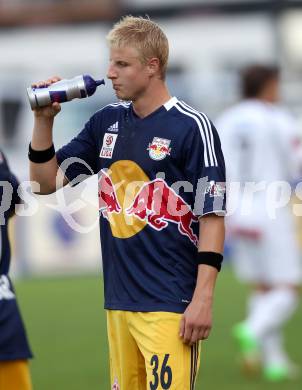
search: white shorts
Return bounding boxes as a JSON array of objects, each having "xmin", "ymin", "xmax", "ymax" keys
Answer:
[{"xmin": 228, "ymin": 210, "xmax": 302, "ymax": 285}]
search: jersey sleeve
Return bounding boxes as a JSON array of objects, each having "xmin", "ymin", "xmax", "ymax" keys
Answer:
[
  {"xmin": 184, "ymin": 118, "xmax": 226, "ymax": 217},
  {"xmin": 56, "ymin": 113, "xmax": 99, "ymax": 184},
  {"xmin": 276, "ymin": 109, "xmax": 302, "ymax": 182}
]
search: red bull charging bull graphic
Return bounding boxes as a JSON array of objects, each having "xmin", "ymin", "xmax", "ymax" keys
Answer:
[
  {"xmin": 98, "ymin": 169, "xmax": 122, "ymax": 221},
  {"xmin": 98, "ymin": 168, "xmax": 198, "ymax": 246},
  {"xmin": 126, "ymin": 179, "xmax": 198, "ymax": 246}
]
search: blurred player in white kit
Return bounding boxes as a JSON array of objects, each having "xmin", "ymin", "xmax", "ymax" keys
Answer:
[{"xmin": 216, "ymin": 64, "xmax": 302, "ymax": 382}]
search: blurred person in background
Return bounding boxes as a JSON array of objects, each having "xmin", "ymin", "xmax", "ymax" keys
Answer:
[
  {"xmin": 216, "ymin": 64, "xmax": 302, "ymax": 382},
  {"xmin": 28, "ymin": 15, "xmax": 226, "ymax": 390},
  {"xmin": 0, "ymin": 150, "xmax": 33, "ymax": 389}
]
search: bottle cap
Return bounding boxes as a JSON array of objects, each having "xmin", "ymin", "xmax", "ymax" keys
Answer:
[{"xmin": 96, "ymin": 79, "xmax": 105, "ymax": 86}]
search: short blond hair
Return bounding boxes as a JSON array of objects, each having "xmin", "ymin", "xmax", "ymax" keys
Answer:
[{"xmin": 107, "ymin": 15, "xmax": 169, "ymax": 79}]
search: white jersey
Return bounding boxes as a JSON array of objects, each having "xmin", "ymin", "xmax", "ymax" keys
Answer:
[
  {"xmin": 216, "ymin": 99, "xmax": 301, "ymax": 184},
  {"xmin": 216, "ymin": 99, "xmax": 302, "ymax": 284}
]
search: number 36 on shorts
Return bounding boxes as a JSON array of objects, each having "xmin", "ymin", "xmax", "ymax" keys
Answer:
[{"xmin": 150, "ymin": 354, "xmax": 172, "ymax": 389}]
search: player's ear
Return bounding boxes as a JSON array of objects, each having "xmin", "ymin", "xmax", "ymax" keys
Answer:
[{"xmin": 147, "ymin": 58, "xmax": 160, "ymax": 76}]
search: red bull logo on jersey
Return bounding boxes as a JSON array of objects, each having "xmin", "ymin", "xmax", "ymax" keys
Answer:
[
  {"xmin": 98, "ymin": 169, "xmax": 122, "ymax": 220},
  {"xmin": 98, "ymin": 163, "xmax": 198, "ymax": 245},
  {"xmin": 126, "ymin": 179, "xmax": 199, "ymax": 246},
  {"xmin": 147, "ymin": 137, "xmax": 171, "ymax": 161}
]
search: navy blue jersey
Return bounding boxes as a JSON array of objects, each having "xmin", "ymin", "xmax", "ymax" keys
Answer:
[
  {"xmin": 0, "ymin": 150, "xmax": 20, "ymax": 275},
  {"xmin": 57, "ymin": 97, "xmax": 226, "ymax": 313},
  {"xmin": 0, "ymin": 150, "xmax": 32, "ymax": 360}
]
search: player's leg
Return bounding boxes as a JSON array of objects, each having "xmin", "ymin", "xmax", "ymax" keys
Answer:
[
  {"xmin": 261, "ymin": 328, "xmax": 300, "ymax": 381},
  {"xmin": 0, "ymin": 360, "xmax": 32, "ymax": 390},
  {"xmin": 232, "ymin": 289, "xmax": 262, "ymax": 376},
  {"xmin": 128, "ymin": 311, "xmax": 201, "ymax": 390},
  {"xmin": 234, "ymin": 217, "xmax": 301, "ymax": 380},
  {"xmin": 243, "ymin": 217, "xmax": 300, "ymax": 351},
  {"xmin": 234, "ymin": 284, "xmax": 300, "ymax": 379},
  {"xmin": 243, "ymin": 286, "xmax": 299, "ymax": 339},
  {"xmin": 106, "ymin": 310, "xmax": 146, "ymax": 390},
  {"xmin": 231, "ymin": 236, "xmax": 264, "ymax": 372}
]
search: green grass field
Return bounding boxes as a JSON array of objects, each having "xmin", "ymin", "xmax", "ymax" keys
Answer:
[{"xmin": 15, "ymin": 268, "xmax": 301, "ymax": 389}]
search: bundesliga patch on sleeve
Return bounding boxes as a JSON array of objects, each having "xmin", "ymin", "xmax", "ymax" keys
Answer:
[
  {"xmin": 205, "ymin": 181, "xmax": 225, "ymax": 197},
  {"xmin": 100, "ymin": 133, "xmax": 118, "ymax": 159}
]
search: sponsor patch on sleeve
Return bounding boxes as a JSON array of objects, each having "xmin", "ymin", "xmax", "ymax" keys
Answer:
[{"xmin": 205, "ymin": 181, "xmax": 226, "ymax": 197}]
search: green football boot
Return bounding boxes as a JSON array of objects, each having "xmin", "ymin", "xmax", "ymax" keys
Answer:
[
  {"xmin": 263, "ymin": 362, "xmax": 301, "ymax": 382},
  {"xmin": 232, "ymin": 322, "xmax": 261, "ymax": 376}
]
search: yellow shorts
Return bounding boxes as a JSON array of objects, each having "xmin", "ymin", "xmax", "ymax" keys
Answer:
[
  {"xmin": 0, "ymin": 360, "xmax": 32, "ymax": 390},
  {"xmin": 107, "ymin": 310, "xmax": 201, "ymax": 390}
]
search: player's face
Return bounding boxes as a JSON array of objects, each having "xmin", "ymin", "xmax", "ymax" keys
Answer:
[
  {"xmin": 263, "ymin": 77, "xmax": 280, "ymax": 103},
  {"xmin": 107, "ymin": 46, "xmax": 152, "ymax": 101}
]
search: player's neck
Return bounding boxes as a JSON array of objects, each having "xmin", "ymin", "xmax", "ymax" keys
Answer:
[
  {"xmin": 257, "ymin": 89, "xmax": 279, "ymax": 104},
  {"xmin": 132, "ymin": 81, "xmax": 171, "ymax": 119}
]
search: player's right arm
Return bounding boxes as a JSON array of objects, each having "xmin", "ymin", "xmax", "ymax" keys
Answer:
[{"xmin": 30, "ymin": 77, "xmax": 68, "ymax": 194}]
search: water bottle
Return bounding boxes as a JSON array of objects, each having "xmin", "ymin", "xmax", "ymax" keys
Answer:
[{"xmin": 27, "ymin": 75, "xmax": 105, "ymax": 109}]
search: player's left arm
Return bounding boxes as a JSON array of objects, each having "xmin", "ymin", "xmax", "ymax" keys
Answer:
[
  {"xmin": 179, "ymin": 214, "xmax": 225, "ymax": 345},
  {"xmin": 179, "ymin": 115, "xmax": 226, "ymax": 345}
]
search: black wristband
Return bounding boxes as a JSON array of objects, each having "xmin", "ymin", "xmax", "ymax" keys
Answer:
[
  {"xmin": 197, "ymin": 251, "xmax": 223, "ymax": 272},
  {"xmin": 28, "ymin": 143, "xmax": 55, "ymax": 163}
]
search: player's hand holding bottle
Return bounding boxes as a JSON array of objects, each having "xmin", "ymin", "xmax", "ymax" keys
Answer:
[{"xmin": 31, "ymin": 76, "xmax": 62, "ymax": 118}]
